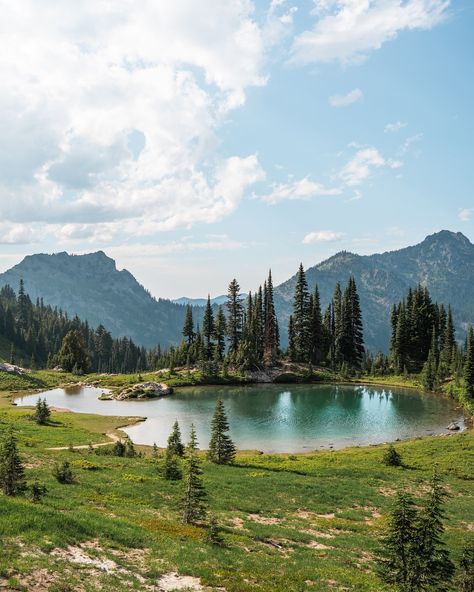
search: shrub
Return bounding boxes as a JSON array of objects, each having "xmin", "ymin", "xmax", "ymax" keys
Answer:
[
  {"xmin": 383, "ymin": 444, "xmax": 402, "ymax": 467},
  {"xmin": 53, "ymin": 461, "xmax": 75, "ymax": 484}
]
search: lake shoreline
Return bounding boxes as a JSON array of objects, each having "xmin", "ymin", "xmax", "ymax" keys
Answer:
[{"xmin": 13, "ymin": 379, "xmax": 467, "ymax": 454}]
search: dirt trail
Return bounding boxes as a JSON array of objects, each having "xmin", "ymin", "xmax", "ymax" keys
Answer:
[{"xmin": 46, "ymin": 432, "xmax": 121, "ymax": 451}]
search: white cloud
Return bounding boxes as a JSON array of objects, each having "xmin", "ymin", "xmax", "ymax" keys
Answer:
[
  {"xmin": 261, "ymin": 177, "xmax": 341, "ymax": 204},
  {"xmin": 385, "ymin": 121, "xmax": 407, "ymax": 133},
  {"xmin": 0, "ymin": 223, "xmax": 38, "ymax": 244},
  {"xmin": 303, "ymin": 230, "xmax": 344, "ymax": 244},
  {"xmin": 340, "ymin": 147, "xmax": 386, "ymax": 186},
  {"xmin": 261, "ymin": 145, "xmax": 404, "ymax": 204},
  {"xmin": 0, "ymin": 1, "xmax": 282, "ymax": 239},
  {"xmin": 458, "ymin": 208, "xmax": 473, "ymax": 222},
  {"xmin": 400, "ymin": 133, "xmax": 423, "ymax": 153},
  {"xmin": 289, "ymin": 0, "xmax": 449, "ymax": 65},
  {"xmin": 329, "ymin": 88, "xmax": 363, "ymax": 107}
]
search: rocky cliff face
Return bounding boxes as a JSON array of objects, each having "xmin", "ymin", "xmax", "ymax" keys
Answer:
[{"xmin": 274, "ymin": 231, "xmax": 474, "ymax": 352}]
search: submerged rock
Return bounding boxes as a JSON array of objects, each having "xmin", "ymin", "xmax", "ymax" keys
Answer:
[{"xmin": 114, "ymin": 381, "xmax": 172, "ymax": 400}]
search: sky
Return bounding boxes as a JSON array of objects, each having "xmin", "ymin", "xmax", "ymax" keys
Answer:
[{"xmin": 0, "ymin": 0, "xmax": 473, "ymax": 298}]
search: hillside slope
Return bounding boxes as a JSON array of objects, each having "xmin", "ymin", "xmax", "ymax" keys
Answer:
[
  {"xmin": 0, "ymin": 251, "xmax": 200, "ymax": 348},
  {"xmin": 274, "ymin": 230, "xmax": 474, "ymax": 352}
]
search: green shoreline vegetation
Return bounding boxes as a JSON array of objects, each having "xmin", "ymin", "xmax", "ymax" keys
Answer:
[
  {"xmin": 0, "ymin": 376, "xmax": 472, "ymax": 591},
  {"xmin": 0, "ymin": 269, "xmax": 473, "ymax": 590}
]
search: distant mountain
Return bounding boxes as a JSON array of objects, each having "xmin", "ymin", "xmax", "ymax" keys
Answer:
[
  {"xmin": 172, "ymin": 295, "xmax": 230, "ymax": 307},
  {"xmin": 0, "ymin": 230, "xmax": 472, "ymax": 354},
  {"xmin": 0, "ymin": 251, "xmax": 202, "ymax": 348},
  {"xmin": 274, "ymin": 230, "xmax": 474, "ymax": 352}
]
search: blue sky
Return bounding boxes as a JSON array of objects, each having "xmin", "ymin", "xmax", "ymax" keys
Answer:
[{"xmin": 0, "ymin": 0, "xmax": 472, "ymax": 297}]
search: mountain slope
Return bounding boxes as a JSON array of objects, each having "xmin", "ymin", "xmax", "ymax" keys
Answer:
[
  {"xmin": 0, "ymin": 251, "xmax": 199, "ymax": 348},
  {"xmin": 274, "ymin": 230, "xmax": 474, "ymax": 352}
]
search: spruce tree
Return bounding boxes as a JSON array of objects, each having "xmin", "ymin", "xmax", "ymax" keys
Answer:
[
  {"xmin": 214, "ymin": 307, "xmax": 227, "ymax": 362},
  {"xmin": 164, "ymin": 448, "xmax": 182, "ymax": 480},
  {"xmin": 310, "ymin": 286, "xmax": 323, "ymax": 364},
  {"xmin": 206, "ymin": 514, "xmax": 224, "ymax": 545},
  {"xmin": 202, "ymin": 296, "xmax": 215, "ymax": 361},
  {"xmin": 33, "ymin": 397, "xmax": 51, "ymax": 425},
  {"xmin": 378, "ymin": 490, "xmax": 418, "ymax": 589},
  {"xmin": 0, "ymin": 428, "xmax": 26, "ymax": 496},
  {"xmin": 464, "ymin": 326, "xmax": 474, "ymax": 399},
  {"xmin": 167, "ymin": 420, "xmax": 185, "ymax": 457},
  {"xmin": 182, "ymin": 425, "xmax": 207, "ymax": 524},
  {"xmin": 53, "ymin": 460, "xmax": 75, "ymax": 484},
  {"xmin": 411, "ymin": 467, "xmax": 454, "ymax": 590},
  {"xmin": 458, "ymin": 543, "xmax": 474, "ymax": 592},
  {"xmin": 58, "ymin": 329, "xmax": 89, "ymax": 373},
  {"xmin": 291, "ymin": 263, "xmax": 312, "ymax": 362},
  {"xmin": 31, "ymin": 481, "xmax": 47, "ymax": 503},
  {"xmin": 263, "ymin": 270, "xmax": 278, "ymax": 366},
  {"xmin": 226, "ymin": 279, "xmax": 244, "ymax": 356},
  {"xmin": 288, "ymin": 315, "xmax": 296, "ymax": 361},
  {"xmin": 208, "ymin": 399, "xmax": 236, "ymax": 465},
  {"xmin": 383, "ymin": 444, "xmax": 402, "ymax": 467},
  {"xmin": 182, "ymin": 305, "xmax": 195, "ymax": 347}
]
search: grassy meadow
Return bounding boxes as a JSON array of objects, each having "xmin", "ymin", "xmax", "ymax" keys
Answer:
[{"xmin": 0, "ymin": 370, "xmax": 472, "ymax": 591}]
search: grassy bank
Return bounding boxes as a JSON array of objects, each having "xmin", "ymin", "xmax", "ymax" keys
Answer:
[
  {"xmin": 0, "ymin": 372, "xmax": 474, "ymax": 592},
  {"xmin": 0, "ymin": 377, "xmax": 473, "ymax": 591}
]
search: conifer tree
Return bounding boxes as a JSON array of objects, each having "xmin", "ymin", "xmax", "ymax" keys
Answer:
[
  {"xmin": 33, "ymin": 397, "xmax": 51, "ymax": 425},
  {"xmin": 0, "ymin": 428, "xmax": 26, "ymax": 496},
  {"xmin": 182, "ymin": 425, "xmax": 207, "ymax": 524},
  {"xmin": 411, "ymin": 467, "xmax": 454, "ymax": 590},
  {"xmin": 58, "ymin": 329, "xmax": 89, "ymax": 373},
  {"xmin": 464, "ymin": 326, "xmax": 474, "ymax": 399},
  {"xmin": 288, "ymin": 314, "xmax": 296, "ymax": 361},
  {"xmin": 383, "ymin": 444, "xmax": 402, "ymax": 467},
  {"xmin": 206, "ymin": 514, "xmax": 224, "ymax": 545},
  {"xmin": 310, "ymin": 286, "xmax": 323, "ymax": 364},
  {"xmin": 226, "ymin": 279, "xmax": 244, "ymax": 356},
  {"xmin": 291, "ymin": 264, "xmax": 312, "ymax": 362},
  {"xmin": 202, "ymin": 296, "xmax": 215, "ymax": 361},
  {"xmin": 31, "ymin": 481, "xmax": 47, "ymax": 503},
  {"xmin": 53, "ymin": 460, "xmax": 75, "ymax": 484},
  {"xmin": 164, "ymin": 448, "xmax": 182, "ymax": 480},
  {"xmin": 182, "ymin": 305, "xmax": 195, "ymax": 347},
  {"xmin": 378, "ymin": 490, "xmax": 418, "ymax": 590},
  {"xmin": 208, "ymin": 399, "xmax": 235, "ymax": 465},
  {"xmin": 214, "ymin": 307, "xmax": 227, "ymax": 362},
  {"xmin": 167, "ymin": 420, "xmax": 185, "ymax": 457},
  {"xmin": 263, "ymin": 270, "xmax": 278, "ymax": 366},
  {"xmin": 458, "ymin": 543, "xmax": 474, "ymax": 592}
]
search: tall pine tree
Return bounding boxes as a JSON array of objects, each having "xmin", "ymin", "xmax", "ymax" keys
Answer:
[{"xmin": 208, "ymin": 399, "xmax": 236, "ymax": 465}]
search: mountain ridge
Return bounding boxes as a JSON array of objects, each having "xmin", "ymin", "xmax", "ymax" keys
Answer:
[{"xmin": 0, "ymin": 230, "xmax": 472, "ymax": 352}]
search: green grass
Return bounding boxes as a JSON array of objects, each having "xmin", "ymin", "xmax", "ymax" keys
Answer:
[{"xmin": 0, "ymin": 387, "xmax": 472, "ymax": 591}]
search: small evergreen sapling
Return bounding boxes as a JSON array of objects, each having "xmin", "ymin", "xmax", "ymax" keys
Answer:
[
  {"xmin": 205, "ymin": 514, "xmax": 224, "ymax": 545},
  {"xmin": 182, "ymin": 425, "xmax": 207, "ymax": 524},
  {"xmin": 167, "ymin": 420, "xmax": 185, "ymax": 457},
  {"xmin": 33, "ymin": 397, "xmax": 51, "ymax": 425},
  {"xmin": 31, "ymin": 481, "xmax": 47, "ymax": 503},
  {"xmin": 383, "ymin": 444, "xmax": 402, "ymax": 467},
  {"xmin": 0, "ymin": 428, "xmax": 26, "ymax": 496},
  {"xmin": 458, "ymin": 543, "xmax": 474, "ymax": 592},
  {"xmin": 208, "ymin": 399, "xmax": 236, "ymax": 465},
  {"xmin": 53, "ymin": 460, "xmax": 75, "ymax": 484}
]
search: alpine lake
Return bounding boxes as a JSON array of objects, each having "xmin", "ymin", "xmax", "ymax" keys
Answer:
[{"xmin": 15, "ymin": 382, "xmax": 465, "ymax": 453}]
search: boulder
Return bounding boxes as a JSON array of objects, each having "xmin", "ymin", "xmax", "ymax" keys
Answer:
[
  {"xmin": 447, "ymin": 422, "xmax": 460, "ymax": 431},
  {"xmin": 0, "ymin": 362, "xmax": 29, "ymax": 374},
  {"xmin": 114, "ymin": 381, "xmax": 172, "ymax": 400}
]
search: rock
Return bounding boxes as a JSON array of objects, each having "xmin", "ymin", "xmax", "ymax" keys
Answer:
[
  {"xmin": 52, "ymin": 365, "xmax": 66, "ymax": 372},
  {"xmin": 0, "ymin": 362, "xmax": 29, "ymax": 374},
  {"xmin": 114, "ymin": 381, "xmax": 172, "ymax": 400},
  {"xmin": 447, "ymin": 422, "xmax": 460, "ymax": 431}
]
